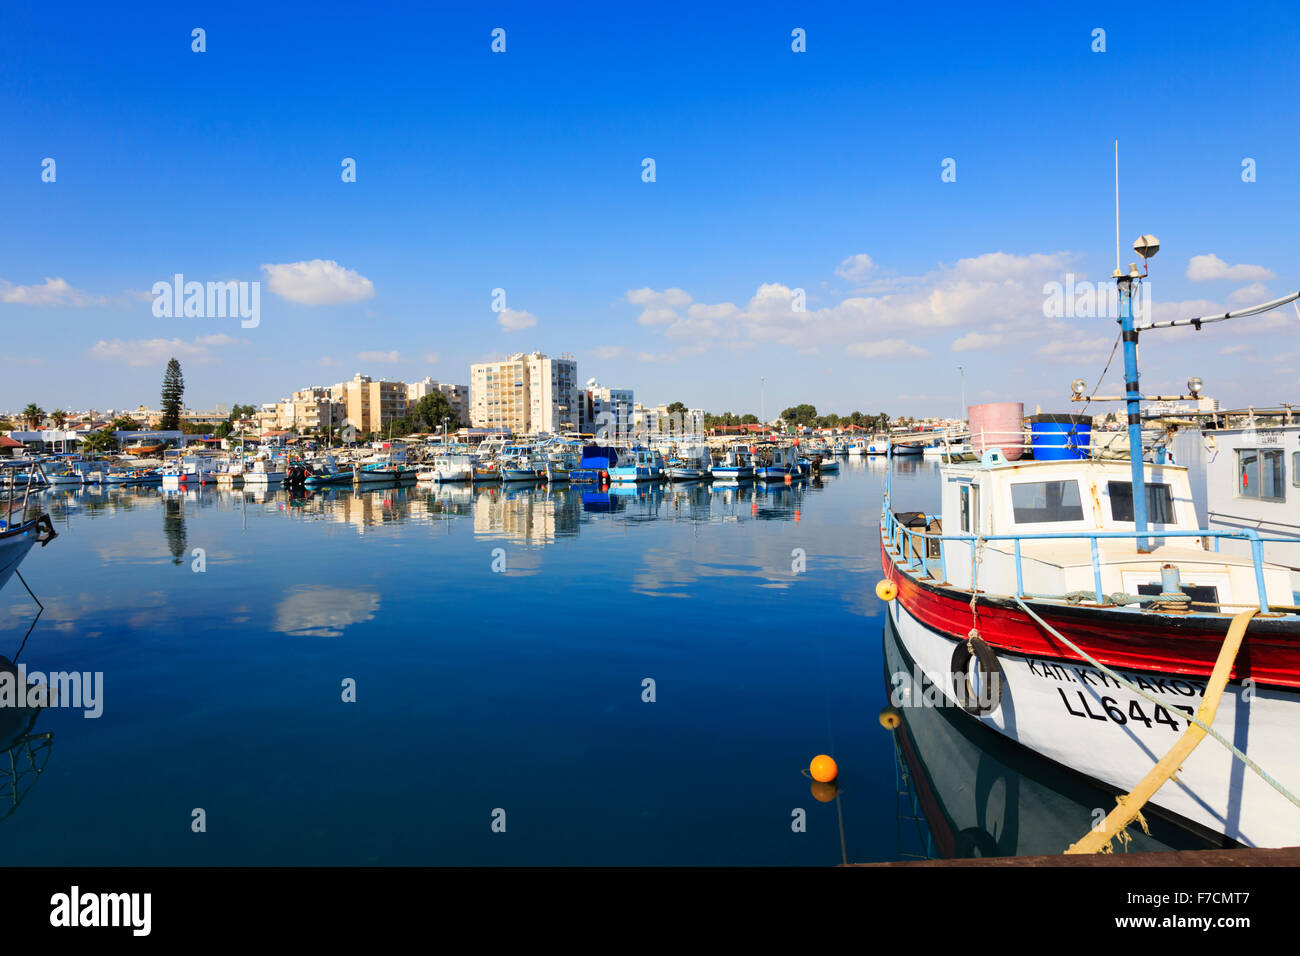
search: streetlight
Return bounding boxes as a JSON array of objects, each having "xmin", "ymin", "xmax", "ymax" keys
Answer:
[{"xmin": 956, "ymin": 366, "xmax": 966, "ymax": 423}]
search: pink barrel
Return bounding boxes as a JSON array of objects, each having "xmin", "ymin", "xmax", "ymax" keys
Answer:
[{"xmin": 968, "ymin": 401, "xmax": 1025, "ymax": 460}]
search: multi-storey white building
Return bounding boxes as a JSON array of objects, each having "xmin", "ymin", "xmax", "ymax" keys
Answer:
[
  {"xmin": 470, "ymin": 352, "xmax": 578, "ymax": 435},
  {"xmin": 582, "ymin": 382, "xmax": 634, "ymax": 439}
]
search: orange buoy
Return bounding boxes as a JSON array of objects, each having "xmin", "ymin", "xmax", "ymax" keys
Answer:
[
  {"xmin": 879, "ymin": 706, "xmax": 902, "ymax": 730},
  {"xmin": 809, "ymin": 754, "xmax": 838, "ymax": 783},
  {"xmin": 794, "ymin": 509, "xmax": 801, "ymax": 522},
  {"xmin": 810, "ymin": 780, "xmax": 837, "ymax": 803}
]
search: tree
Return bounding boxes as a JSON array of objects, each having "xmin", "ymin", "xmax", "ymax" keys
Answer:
[
  {"xmin": 780, "ymin": 404, "xmax": 818, "ymax": 426},
  {"xmin": 51, "ymin": 409, "xmax": 68, "ymax": 428},
  {"xmin": 80, "ymin": 428, "xmax": 116, "ymax": 454},
  {"xmin": 214, "ymin": 420, "xmax": 233, "ymax": 440},
  {"xmin": 111, "ymin": 415, "xmax": 141, "ymax": 431},
  {"xmin": 665, "ymin": 401, "xmax": 688, "ymax": 417},
  {"xmin": 160, "ymin": 358, "xmax": 184, "ymax": 431},
  {"xmin": 410, "ymin": 392, "xmax": 459, "ymax": 433},
  {"xmin": 740, "ymin": 413, "xmax": 759, "ymax": 425},
  {"xmin": 21, "ymin": 404, "xmax": 44, "ymax": 429}
]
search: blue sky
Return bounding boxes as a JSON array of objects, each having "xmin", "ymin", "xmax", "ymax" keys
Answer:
[{"xmin": 3, "ymin": 0, "xmax": 1298, "ymax": 419}]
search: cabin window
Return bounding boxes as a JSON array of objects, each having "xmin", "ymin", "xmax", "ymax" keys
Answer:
[
  {"xmin": 959, "ymin": 484, "xmax": 979, "ymax": 533},
  {"xmin": 1106, "ymin": 481, "xmax": 1176, "ymax": 524},
  {"xmin": 1238, "ymin": 449, "xmax": 1284, "ymax": 500},
  {"xmin": 1010, "ymin": 480, "xmax": 1084, "ymax": 523}
]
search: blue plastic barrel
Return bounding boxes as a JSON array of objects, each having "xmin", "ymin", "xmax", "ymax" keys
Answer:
[{"xmin": 1029, "ymin": 414, "xmax": 1091, "ymax": 460}]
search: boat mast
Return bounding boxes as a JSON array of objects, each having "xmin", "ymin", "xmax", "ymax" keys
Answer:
[{"xmin": 1114, "ymin": 140, "xmax": 1151, "ymax": 553}]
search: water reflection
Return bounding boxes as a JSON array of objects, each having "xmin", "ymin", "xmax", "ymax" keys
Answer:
[
  {"xmin": 882, "ymin": 612, "xmax": 1211, "ymax": 859},
  {"xmin": 272, "ymin": 586, "xmax": 381, "ymax": 638},
  {"xmin": 0, "ymin": 615, "xmax": 54, "ymax": 824}
]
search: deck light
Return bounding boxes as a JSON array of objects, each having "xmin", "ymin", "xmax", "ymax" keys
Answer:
[
  {"xmin": 1071, "ymin": 378, "xmax": 1087, "ymax": 398},
  {"xmin": 1188, "ymin": 376, "xmax": 1203, "ymax": 397}
]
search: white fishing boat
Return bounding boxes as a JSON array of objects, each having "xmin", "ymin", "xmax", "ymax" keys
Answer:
[
  {"xmin": 665, "ymin": 443, "xmax": 713, "ymax": 480},
  {"xmin": 419, "ymin": 452, "xmax": 477, "ymax": 483},
  {"xmin": 0, "ymin": 462, "xmax": 57, "ymax": 593},
  {"xmin": 878, "ymin": 229, "xmax": 1300, "ymax": 848},
  {"xmin": 243, "ymin": 459, "xmax": 285, "ymax": 486},
  {"xmin": 710, "ymin": 444, "xmax": 755, "ymax": 480}
]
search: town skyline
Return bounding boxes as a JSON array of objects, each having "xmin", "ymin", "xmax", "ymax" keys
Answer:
[{"xmin": 4, "ymin": 4, "xmax": 1298, "ymax": 417}]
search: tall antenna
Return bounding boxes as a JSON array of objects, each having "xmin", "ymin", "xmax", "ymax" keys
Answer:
[{"xmin": 1114, "ymin": 139, "xmax": 1120, "ymax": 274}]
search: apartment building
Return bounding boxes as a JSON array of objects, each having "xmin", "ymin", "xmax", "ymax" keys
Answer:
[
  {"xmin": 470, "ymin": 352, "xmax": 578, "ymax": 435},
  {"xmin": 581, "ymin": 383, "xmax": 634, "ymax": 438},
  {"xmin": 407, "ymin": 377, "xmax": 470, "ymax": 425},
  {"xmin": 330, "ymin": 373, "xmax": 407, "ymax": 435}
]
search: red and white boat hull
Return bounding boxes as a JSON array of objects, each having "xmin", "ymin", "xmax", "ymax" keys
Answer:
[{"xmin": 882, "ymin": 546, "xmax": 1300, "ymax": 848}]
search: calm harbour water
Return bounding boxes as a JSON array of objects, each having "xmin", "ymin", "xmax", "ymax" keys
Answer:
[{"xmin": 0, "ymin": 457, "xmax": 1209, "ymax": 865}]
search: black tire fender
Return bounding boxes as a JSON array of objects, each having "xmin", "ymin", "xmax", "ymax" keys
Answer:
[{"xmin": 950, "ymin": 635, "xmax": 1005, "ymax": 716}]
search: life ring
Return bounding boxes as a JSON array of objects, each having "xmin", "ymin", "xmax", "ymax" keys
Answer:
[{"xmin": 950, "ymin": 635, "xmax": 1005, "ymax": 716}]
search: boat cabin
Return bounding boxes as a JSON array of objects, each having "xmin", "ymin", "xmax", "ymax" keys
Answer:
[{"xmin": 900, "ymin": 454, "xmax": 1296, "ymax": 610}]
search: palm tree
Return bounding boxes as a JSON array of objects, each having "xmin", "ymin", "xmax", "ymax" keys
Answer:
[
  {"xmin": 51, "ymin": 409, "xmax": 68, "ymax": 428},
  {"xmin": 80, "ymin": 429, "xmax": 116, "ymax": 454},
  {"xmin": 21, "ymin": 404, "xmax": 44, "ymax": 429}
]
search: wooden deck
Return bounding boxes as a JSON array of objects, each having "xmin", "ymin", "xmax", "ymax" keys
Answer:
[{"xmin": 846, "ymin": 846, "xmax": 1300, "ymax": 867}]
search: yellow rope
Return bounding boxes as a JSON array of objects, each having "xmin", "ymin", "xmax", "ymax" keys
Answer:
[{"xmin": 1065, "ymin": 607, "xmax": 1256, "ymax": 854}]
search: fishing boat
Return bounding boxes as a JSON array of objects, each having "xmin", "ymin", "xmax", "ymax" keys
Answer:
[
  {"xmin": 753, "ymin": 444, "xmax": 799, "ymax": 481},
  {"xmin": 243, "ymin": 459, "xmax": 285, "ymax": 486},
  {"xmin": 122, "ymin": 439, "xmax": 166, "ymax": 456},
  {"xmin": 304, "ymin": 455, "xmax": 352, "ymax": 487},
  {"xmin": 353, "ymin": 461, "xmax": 414, "ymax": 485},
  {"xmin": 544, "ymin": 450, "xmax": 579, "ymax": 483},
  {"xmin": 43, "ymin": 469, "xmax": 84, "ymax": 487},
  {"xmin": 710, "ymin": 444, "xmax": 755, "ymax": 480},
  {"xmin": 418, "ymin": 452, "xmax": 477, "ymax": 483},
  {"xmin": 608, "ymin": 447, "xmax": 665, "ymax": 484},
  {"xmin": 570, "ymin": 444, "xmax": 620, "ymax": 483},
  {"xmin": 500, "ymin": 448, "xmax": 546, "ymax": 482},
  {"xmin": 878, "ymin": 231, "xmax": 1300, "ymax": 848},
  {"xmin": 0, "ymin": 462, "xmax": 57, "ymax": 593},
  {"xmin": 882, "ymin": 613, "xmax": 1208, "ymax": 858},
  {"xmin": 665, "ymin": 443, "xmax": 713, "ymax": 481},
  {"xmin": 160, "ymin": 456, "xmax": 213, "ymax": 489}
]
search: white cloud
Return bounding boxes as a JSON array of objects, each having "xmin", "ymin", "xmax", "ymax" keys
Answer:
[
  {"xmin": 1228, "ymin": 282, "xmax": 1271, "ymax": 305},
  {"xmin": 1219, "ymin": 344, "xmax": 1254, "ymax": 356},
  {"xmin": 835, "ymin": 254, "xmax": 875, "ymax": 281},
  {"xmin": 88, "ymin": 336, "xmax": 246, "ymax": 367},
  {"xmin": 845, "ymin": 339, "xmax": 928, "ymax": 359},
  {"xmin": 498, "ymin": 308, "xmax": 537, "ymax": 331},
  {"xmin": 626, "ymin": 252, "xmax": 1076, "ymax": 354},
  {"xmin": 590, "ymin": 345, "xmax": 629, "ymax": 359},
  {"xmin": 0, "ymin": 277, "xmax": 101, "ymax": 306},
  {"xmin": 356, "ymin": 350, "xmax": 401, "ymax": 363},
  {"xmin": 423, "ymin": 352, "xmax": 440, "ymax": 364},
  {"xmin": 1185, "ymin": 254, "xmax": 1275, "ymax": 282},
  {"xmin": 320, "ymin": 356, "xmax": 343, "ymax": 367},
  {"xmin": 951, "ymin": 331, "xmax": 1005, "ymax": 352},
  {"xmin": 261, "ymin": 259, "xmax": 375, "ymax": 305}
]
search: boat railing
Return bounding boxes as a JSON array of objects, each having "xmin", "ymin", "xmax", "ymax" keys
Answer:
[
  {"xmin": 1, "ymin": 459, "xmax": 50, "ymax": 528},
  {"xmin": 881, "ymin": 507, "xmax": 1296, "ymax": 615}
]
